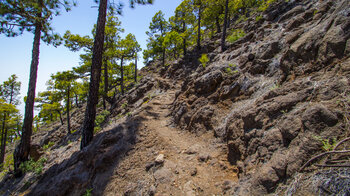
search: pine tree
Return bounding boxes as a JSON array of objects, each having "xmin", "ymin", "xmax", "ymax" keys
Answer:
[
  {"xmin": 0, "ymin": 75, "xmax": 21, "ymax": 165},
  {"xmin": 51, "ymin": 71, "xmax": 77, "ymax": 134},
  {"xmin": 0, "ymin": 0, "xmax": 75, "ymax": 174},
  {"xmin": 117, "ymin": 33, "xmax": 140, "ymax": 95},
  {"xmin": 81, "ymin": 0, "xmax": 152, "ymax": 149}
]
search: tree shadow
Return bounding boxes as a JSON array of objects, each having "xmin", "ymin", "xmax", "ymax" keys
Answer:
[{"xmin": 25, "ymin": 115, "xmax": 147, "ymax": 196}]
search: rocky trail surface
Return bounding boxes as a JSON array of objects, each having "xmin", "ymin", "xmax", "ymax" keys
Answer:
[{"xmin": 103, "ymin": 78, "xmax": 237, "ymax": 195}]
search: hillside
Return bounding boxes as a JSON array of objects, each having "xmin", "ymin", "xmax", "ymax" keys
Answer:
[{"xmin": 1, "ymin": 0, "xmax": 350, "ymax": 195}]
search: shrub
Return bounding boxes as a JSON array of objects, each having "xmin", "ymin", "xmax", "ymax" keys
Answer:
[
  {"xmin": 257, "ymin": 0, "xmax": 277, "ymax": 12},
  {"xmin": 43, "ymin": 141, "xmax": 55, "ymax": 150},
  {"xmin": 255, "ymin": 15, "xmax": 263, "ymax": 22},
  {"xmin": 19, "ymin": 157, "xmax": 47, "ymax": 174},
  {"xmin": 0, "ymin": 154, "xmax": 14, "ymax": 180},
  {"xmin": 95, "ymin": 110, "xmax": 110, "ymax": 127},
  {"xmin": 199, "ymin": 54, "xmax": 209, "ymax": 68},
  {"xmin": 227, "ymin": 29, "xmax": 246, "ymax": 43}
]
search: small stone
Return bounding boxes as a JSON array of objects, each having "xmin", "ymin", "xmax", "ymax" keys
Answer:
[
  {"xmin": 148, "ymin": 185, "xmax": 156, "ymax": 196},
  {"xmin": 155, "ymin": 154, "xmax": 165, "ymax": 164},
  {"xmin": 198, "ymin": 153, "xmax": 211, "ymax": 162},
  {"xmin": 145, "ymin": 162, "xmax": 155, "ymax": 171},
  {"xmin": 248, "ymin": 53, "xmax": 255, "ymax": 61},
  {"xmin": 190, "ymin": 167, "xmax": 197, "ymax": 176}
]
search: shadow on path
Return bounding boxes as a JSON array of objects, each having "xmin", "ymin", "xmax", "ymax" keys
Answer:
[{"xmin": 26, "ymin": 115, "xmax": 146, "ymax": 196}]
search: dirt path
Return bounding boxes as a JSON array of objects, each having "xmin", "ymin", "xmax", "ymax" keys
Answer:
[{"xmin": 103, "ymin": 82, "xmax": 237, "ymax": 195}]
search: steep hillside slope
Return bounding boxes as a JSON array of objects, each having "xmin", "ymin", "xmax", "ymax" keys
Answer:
[
  {"xmin": 1, "ymin": 0, "xmax": 350, "ymax": 195},
  {"xmin": 166, "ymin": 0, "xmax": 350, "ymax": 194}
]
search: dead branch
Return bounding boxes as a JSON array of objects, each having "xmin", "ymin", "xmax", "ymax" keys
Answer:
[
  {"xmin": 334, "ymin": 137, "xmax": 350, "ymax": 150},
  {"xmin": 300, "ymin": 150, "xmax": 350, "ymax": 172}
]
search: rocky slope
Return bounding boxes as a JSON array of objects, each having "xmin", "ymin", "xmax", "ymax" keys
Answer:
[
  {"xmin": 167, "ymin": 0, "xmax": 350, "ymax": 194},
  {"xmin": 1, "ymin": 0, "xmax": 350, "ymax": 195}
]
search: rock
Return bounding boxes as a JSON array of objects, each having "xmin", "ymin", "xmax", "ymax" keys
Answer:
[
  {"xmin": 257, "ymin": 165, "xmax": 280, "ymax": 192},
  {"xmin": 29, "ymin": 144, "xmax": 44, "ymax": 161},
  {"xmin": 194, "ymin": 70, "xmax": 223, "ymax": 94},
  {"xmin": 260, "ymin": 41, "xmax": 280, "ymax": 60},
  {"xmin": 219, "ymin": 83, "xmax": 240, "ymax": 100},
  {"xmin": 188, "ymin": 106, "xmax": 215, "ymax": 132},
  {"xmin": 285, "ymin": 29, "xmax": 303, "ymax": 44},
  {"xmin": 198, "ymin": 153, "xmax": 211, "ymax": 162},
  {"xmin": 279, "ymin": 5, "xmax": 304, "ymax": 21},
  {"xmin": 279, "ymin": 116, "xmax": 303, "ymax": 145},
  {"xmin": 185, "ymin": 144, "xmax": 201, "ymax": 155},
  {"xmin": 154, "ymin": 167, "xmax": 174, "ymax": 183},
  {"xmin": 145, "ymin": 162, "xmax": 155, "ymax": 171},
  {"xmin": 148, "ymin": 185, "xmax": 156, "ymax": 196},
  {"xmin": 190, "ymin": 167, "xmax": 197, "ymax": 176},
  {"xmin": 248, "ymin": 63, "xmax": 268, "ymax": 75},
  {"xmin": 302, "ymin": 105, "xmax": 338, "ymax": 133},
  {"xmin": 183, "ymin": 181, "xmax": 196, "ymax": 196},
  {"xmin": 318, "ymin": 19, "xmax": 350, "ymax": 62},
  {"xmin": 248, "ymin": 53, "xmax": 255, "ymax": 61},
  {"xmin": 285, "ymin": 16, "xmax": 305, "ymax": 31},
  {"xmin": 221, "ymin": 180, "xmax": 235, "ymax": 192},
  {"xmin": 155, "ymin": 154, "xmax": 165, "ymax": 164}
]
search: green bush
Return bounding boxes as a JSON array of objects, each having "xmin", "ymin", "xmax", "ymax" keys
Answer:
[
  {"xmin": 255, "ymin": 15, "xmax": 263, "ymax": 22},
  {"xmin": 0, "ymin": 154, "xmax": 14, "ymax": 179},
  {"xmin": 258, "ymin": 0, "xmax": 277, "ymax": 12},
  {"xmin": 227, "ymin": 29, "xmax": 246, "ymax": 43},
  {"xmin": 43, "ymin": 141, "xmax": 55, "ymax": 150},
  {"xmin": 19, "ymin": 157, "xmax": 47, "ymax": 174},
  {"xmin": 314, "ymin": 136, "xmax": 337, "ymax": 151},
  {"xmin": 199, "ymin": 54, "xmax": 209, "ymax": 68},
  {"xmin": 84, "ymin": 188, "xmax": 93, "ymax": 196},
  {"xmin": 95, "ymin": 110, "xmax": 110, "ymax": 127}
]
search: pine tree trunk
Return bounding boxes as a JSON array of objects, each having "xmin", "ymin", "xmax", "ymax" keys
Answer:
[
  {"xmin": 162, "ymin": 48, "xmax": 165, "ymax": 66},
  {"xmin": 80, "ymin": 0, "xmax": 108, "ymax": 150},
  {"xmin": 221, "ymin": 0, "xmax": 229, "ymax": 52},
  {"xmin": 197, "ymin": 6, "xmax": 201, "ymax": 52},
  {"xmin": 134, "ymin": 55, "xmax": 137, "ymax": 83},
  {"xmin": 75, "ymin": 93, "xmax": 79, "ymax": 108},
  {"xmin": 56, "ymin": 110, "xmax": 64, "ymax": 125},
  {"xmin": 182, "ymin": 15, "xmax": 187, "ymax": 56},
  {"xmin": 216, "ymin": 17, "xmax": 221, "ymax": 33},
  {"xmin": 14, "ymin": 15, "xmax": 42, "ymax": 174},
  {"xmin": 103, "ymin": 59, "xmax": 108, "ymax": 110},
  {"xmin": 0, "ymin": 115, "xmax": 6, "ymax": 165},
  {"xmin": 66, "ymin": 86, "xmax": 71, "ymax": 134},
  {"xmin": 120, "ymin": 56, "xmax": 124, "ymax": 95}
]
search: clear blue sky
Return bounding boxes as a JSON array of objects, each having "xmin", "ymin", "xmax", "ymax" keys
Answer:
[{"xmin": 0, "ymin": 0, "xmax": 182, "ymax": 114}]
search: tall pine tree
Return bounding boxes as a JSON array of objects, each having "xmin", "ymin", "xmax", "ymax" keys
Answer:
[{"xmin": 0, "ymin": 0, "xmax": 76, "ymax": 174}]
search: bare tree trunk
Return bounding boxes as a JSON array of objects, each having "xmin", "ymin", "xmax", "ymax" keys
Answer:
[
  {"xmin": 216, "ymin": 16, "xmax": 221, "ymax": 33},
  {"xmin": 197, "ymin": 5, "xmax": 202, "ymax": 52},
  {"xmin": 103, "ymin": 59, "xmax": 108, "ymax": 110},
  {"xmin": 120, "ymin": 56, "xmax": 124, "ymax": 95},
  {"xmin": 80, "ymin": 0, "xmax": 108, "ymax": 150},
  {"xmin": 66, "ymin": 85, "xmax": 71, "ymax": 134},
  {"xmin": 182, "ymin": 13, "xmax": 187, "ymax": 56},
  {"xmin": 134, "ymin": 55, "xmax": 137, "ymax": 83},
  {"xmin": 162, "ymin": 48, "xmax": 166, "ymax": 66},
  {"xmin": 56, "ymin": 110, "xmax": 64, "ymax": 125},
  {"xmin": 14, "ymin": 12, "xmax": 42, "ymax": 174},
  {"xmin": 0, "ymin": 116, "xmax": 6, "ymax": 165},
  {"xmin": 75, "ymin": 93, "xmax": 79, "ymax": 108},
  {"xmin": 221, "ymin": 0, "xmax": 229, "ymax": 52}
]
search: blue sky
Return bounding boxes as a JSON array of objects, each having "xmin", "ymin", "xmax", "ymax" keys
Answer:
[{"xmin": 0, "ymin": 0, "xmax": 182, "ymax": 114}]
